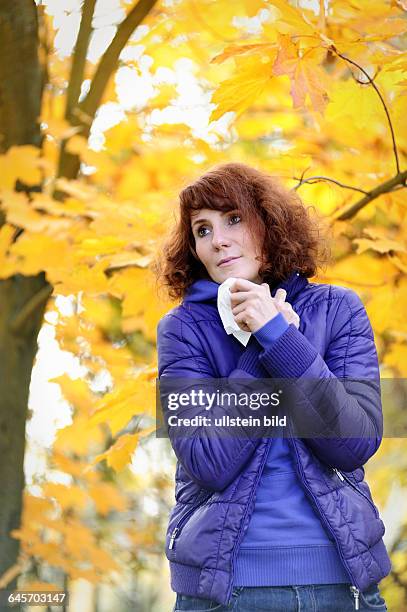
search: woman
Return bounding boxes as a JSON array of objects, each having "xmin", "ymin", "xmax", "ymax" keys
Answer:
[{"xmin": 154, "ymin": 163, "xmax": 391, "ymax": 611}]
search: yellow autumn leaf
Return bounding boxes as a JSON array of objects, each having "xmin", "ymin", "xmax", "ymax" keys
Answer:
[
  {"xmin": 89, "ymin": 428, "xmax": 155, "ymax": 472},
  {"xmin": 103, "ymin": 115, "xmax": 142, "ymax": 155},
  {"xmin": 323, "ymin": 253, "xmax": 399, "ymax": 288},
  {"xmin": 54, "ymin": 414, "xmax": 105, "ymax": 456},
  {"xmin": 1, "ymin": 190, "xmax": 72, "ymax": 234},
  {"xmin": 104, "ymin": 252, "xmax": 152, "ymax": 273},
  {"xmin": 85, "ymin": 546, "xmax": 120, "ymax": 573},
  {"xmin": 48, "ymin": 374, "xmax": 96, "ymax": 414},
  {"xmin": 211, "ymin": 43, "xmax": 276, "ymax": 65},
  {"xmin": 42, "ymin": 483, "xmax": 89, "ymax": 511},
  {"xmin": 88, "ymin": 482, "xmax": 128, "ymax": 514},
  {"xmin": 109, "ymin": 267, "xmax": 173, "ymax": 341},
  {"xmin": 89, "ymin": 374, "xmax": 156, "ymax": 435},
  {"xmin": 54, "ymin": 177, "xmax": 97, "ymax": 201},
  {"xmin": 149, "ymin": 83, "xmax": 178, "ymax": 109},
  {"xmin": 30, "ymin": 193, "xmax": 94, "ymax": 218},
  {"xmin": 347, "ymin": 14, "xmax": 407, "ymax": 42},
  {"xmin": 21, "ymin": 493, "xmax": 55, "ymax": 521},
  {"xmin": 366, "ymin": 277, "xmax": 407, "ymax": 334},
  {"xmin": 210, "ymin": 51, "xmax": 277, "ymax": 122},
  {"xmin": 236, "ymin": 110, "xmax": 302, "ymax": 139},
  {"xmin": 75, "ymin": 235, "xmax": 128, "ymax": 258},
  {"xmin": 48, "ymin": 260, "xmax": 110, "ymax": 296},
  {"xmin": 0, "ymin": 145, "xmax": 41, "ymax": 189},
  {"xmin": 8, "ymin": 234, "xmax": 71, "ymax": 276},
  {"xmin": 325, "ymin": 80, "xmax": 383, "ymax": 129},
  {"xmin": 265, "ymin": 0, "xmax": 324, "ymax": 39},
  {"xmin": 79, "ymin": 295, "xmax": 115, "ymax": 327},
  {"xmin": 354, "ymin": 237, "xmax": 406, "ymax": 255},
  {"xmin": 51, "ymin": 450, "xmax": 96, "ymax": 480}
]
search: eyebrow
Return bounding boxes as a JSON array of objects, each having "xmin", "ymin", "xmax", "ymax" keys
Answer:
[{"xmin": 191, "ymin": 210, "xmax": 238, "ymax": 229}]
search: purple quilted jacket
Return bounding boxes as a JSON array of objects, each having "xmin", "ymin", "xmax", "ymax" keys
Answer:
[{"xmin": 156, "ymin": 271, "xmax": 392, "ymax": 606}]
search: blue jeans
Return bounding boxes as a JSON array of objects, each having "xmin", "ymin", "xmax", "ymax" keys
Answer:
[{"xmin": 172, "ymin": 584, "xmax": 387, "ymax": 611}]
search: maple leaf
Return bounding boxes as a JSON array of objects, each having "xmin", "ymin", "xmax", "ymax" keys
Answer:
[
  {"xmin": 210, "ymin": 51, "xmax": 277, "ymax": 122},
  {"xmin": 89, "ymin": 427, "xmax": 155, "ymax": 472},
  {"xmin": 272, "ymin": 35, "xmax": 329, "ymax": 113}
]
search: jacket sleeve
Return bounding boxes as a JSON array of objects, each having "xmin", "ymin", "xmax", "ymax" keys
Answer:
[
  {"xmin": 257, "ymin": 287, "xmax": 382, "ymax": 471},
  {"xmin": 157, "ymin": 312, "xmax": 270, "ymax": 492}
]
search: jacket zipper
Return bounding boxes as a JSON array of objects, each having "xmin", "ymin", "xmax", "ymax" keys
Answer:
[
  {"xmin": 226, "ymin": 438, "xmax": 272, "ymax": 606},
  {"xmin": 350, "ymin": 585, "xmax": 360, "ymax": 610},
  {"xmin": 168, "ymin": 491, "xmax": 213, "ymax": 551},
  {"xmin": 332, "ymin": 467, "xmax": 379, "ymax": 518},
  {"xmin": 289, "ymin": 438, "xmax": 361, "ymax": 610}
]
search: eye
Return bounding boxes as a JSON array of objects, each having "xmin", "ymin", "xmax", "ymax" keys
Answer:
[
  {"xmin": 195, "ymin": 213, "xmax": 241, "ymax": 238},
  {"xmin": 197, "ymin": 225, "xmax": 209, "ymax": 237}
]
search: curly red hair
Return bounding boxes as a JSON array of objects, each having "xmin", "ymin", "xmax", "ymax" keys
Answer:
[{"xmin": 153, "ymin": 162, "xmax": 330, "ymax": 301}]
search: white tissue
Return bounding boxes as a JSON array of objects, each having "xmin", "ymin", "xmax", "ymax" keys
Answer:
[
  {"xmin": 217, "ymin": 277, "xmax": 252, "ymax": 346},
  {"xmin": 217, "ymin": 277, "xmax": 301, "ymax": 346}
]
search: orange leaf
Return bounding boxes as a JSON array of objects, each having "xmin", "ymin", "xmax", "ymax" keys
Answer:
[{"xmin": 272, "ymin": 35, "xmax": 329, "ymax": 112}]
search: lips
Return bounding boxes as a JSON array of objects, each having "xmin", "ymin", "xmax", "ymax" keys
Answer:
[{"xmin": 217, "ymin": 256, "xmax": 241, "ymax": 267}]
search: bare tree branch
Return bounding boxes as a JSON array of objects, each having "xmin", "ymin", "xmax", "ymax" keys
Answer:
[
  {"xmin": 65, "ymin": 0, "xmax": 97, "ymax": 122},
  {"xmin": 331, "ymin": 170, "xmax": 407, "ymax": 221},
  {"xmin": 79, "ymin": 0, "xmax": 158, "ymax": 127},
  {"xmin": 293, "ymin": 175, "xmax": 369, "ymax": 195},
  {"xmin": 292, "ymin": 47, "xmax": 406, "ymax": 221},
  {"xmin": 332, "ymin": 47, "xmax": 401, "ymax": 174},
  {"xmin": 57, "ymin": 0, "xmax": 158, "ymax": 182}
]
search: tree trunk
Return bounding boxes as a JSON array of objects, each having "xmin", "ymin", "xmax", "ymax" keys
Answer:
[
  {"xmin": 0, "ymin": 2, "xmax": 48, "ymax": 603},
  {"xmin": 0, "ymin": 273, "xmax": 51, "ymax": 599},
  {"xmin": 0, "ymin": 1, "xmax": 42, "ymax": 152}
]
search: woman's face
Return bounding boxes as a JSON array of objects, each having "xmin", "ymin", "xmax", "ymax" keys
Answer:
[{"xmin": 190, "ymin": 208, "xmax": 263, "ymax": 284}]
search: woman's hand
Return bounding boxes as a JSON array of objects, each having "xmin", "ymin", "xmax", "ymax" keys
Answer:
[
  {"xmin": 230, "ymin": 279, "xmax": 299, "ymax": 332},
  {"xmin": 230, "ymin": 278, "xmax": 279, "ymax": 333}
]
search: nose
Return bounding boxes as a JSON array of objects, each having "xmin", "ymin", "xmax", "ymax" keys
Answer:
[{"xmin": 211, "ymin": 227, "xmax": 231, "ymax": 249}]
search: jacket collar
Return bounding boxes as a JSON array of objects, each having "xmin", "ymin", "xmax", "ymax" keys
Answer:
[{"xmin": 184, "ymin": 271, "xmax": 309, "ymax": 304}]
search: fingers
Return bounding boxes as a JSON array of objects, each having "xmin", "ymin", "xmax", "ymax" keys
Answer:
[
  {"xmin": 274, "ymin": 288, "xmax": 287, "ymax": 304},
  {"xmin": 230, "ymin": 290, "xmax": 253, "ymax": 305},
  {"xmin": 231, "ymin": 302, "xmax": 247, "ymax": 315},
  {"xmin": 234, "ymin": 312, "xmax": 251, "ymax": 331},
  {"xmin": 230, "ymin": 278, "xmax": 258, "ymax": 292},
  {"xmin": 230, "ymin": 281, "xmax": 270, "ymax": 305}
]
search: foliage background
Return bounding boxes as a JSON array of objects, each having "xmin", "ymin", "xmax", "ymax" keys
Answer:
[{"xmin": 0, "ymin": 0, "xmax": 406, "ymax": 610}]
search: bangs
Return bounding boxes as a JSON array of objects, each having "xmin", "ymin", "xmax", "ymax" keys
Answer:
[{"xmin": 180, "ymin": 180, "xmax": 239, "ymax": 214}]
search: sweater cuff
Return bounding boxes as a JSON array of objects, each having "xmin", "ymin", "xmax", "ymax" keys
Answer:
[
  {"xmin": 258, "ymin": 324, "xmax": 318, "ymax": 378},
  {"xmin": 236, "ymin": 341, "xmax": 265, "ymax": 378},
  {"xmin": 253, "ymin": 313, "xmax": 289, "ymax": 349}
]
